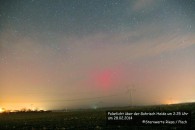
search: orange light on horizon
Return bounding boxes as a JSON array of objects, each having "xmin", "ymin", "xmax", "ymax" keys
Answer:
[
  {"xmin": 164, "ymin": 99, "xmax": 180, "ymax": 105},
  {"xmin": 0, "ymin": 101, "xmax": 48, "ymax": 111},
  {"xmin": 0, "ymin": 108, "xmax": 4, "ymax": 113}
]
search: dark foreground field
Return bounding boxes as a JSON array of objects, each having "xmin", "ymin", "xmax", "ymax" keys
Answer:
[{"xmin": 0, "ymin": 103, "xmax": 195, "ymax": 130}]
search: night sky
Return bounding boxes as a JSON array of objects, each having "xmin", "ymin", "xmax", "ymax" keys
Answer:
[{"xmin": 0, "ymin": 0, "xmax": 195, "ymax": 110}]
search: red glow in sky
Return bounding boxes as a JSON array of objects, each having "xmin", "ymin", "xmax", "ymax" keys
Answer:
[
  {"xmin": 91, "ymin": 69, "xmax": 122, "ymax": 90},
  {"xmin": 1, "ymin": 0, "xmax": 195, "ymax": 110},
  {"xmin": 96, "ymin": 71, "xmax": 113, "ymax": 88}
]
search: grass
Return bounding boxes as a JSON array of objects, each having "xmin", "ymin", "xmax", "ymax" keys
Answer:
[{"xmin": 0, "ymin": 102, "xmax": 194, "ymax": 130}]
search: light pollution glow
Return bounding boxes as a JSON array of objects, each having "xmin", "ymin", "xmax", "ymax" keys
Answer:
[
  {"xmin": 0, "ymin": 0, "xmax": 195, "ymax": 110},
  {"xmin": 0, "ymin": 108, "xmax": 4, "ymax": 113}
]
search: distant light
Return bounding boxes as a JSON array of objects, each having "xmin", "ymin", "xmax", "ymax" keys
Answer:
[
  {"xmin": 165, "ymin": 99, "xmax": 180, "ymax": 105},
  {"xmin": 92, "ymin": 105, "xmax": 97, "ymax": 109},
  {"xmin": 0, "ymin": 108, "xmax": 4, "ymax": 113}
]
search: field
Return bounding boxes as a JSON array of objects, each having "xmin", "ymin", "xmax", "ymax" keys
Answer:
[{"xmin": 0, "ymin": 103, "xmax": 194, "ymax": 130}]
